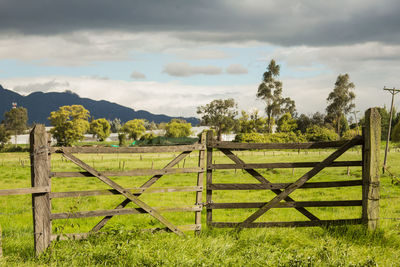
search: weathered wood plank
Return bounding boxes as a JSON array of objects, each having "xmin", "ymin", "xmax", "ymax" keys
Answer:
[
  {"xmin": 51, "ymin": 144, "xmax": 205, "ymax": 154},
  {"xmin": 90, "ymin": 150, "xmax": 192, "ymax": 232},
  {"xmin": 51, "ymin": 167, "xmax": 204, "ymax": 178},
  {"xmin": 30, "ymin": 124, "xmax": 51, "ymax": 255},
  {"xmin": 362, "ymin": 108, "xmax": 381, "ymax": 230},
  {"xmin": 0, "ymin": 186, "xmax": 50, "ymax": 196},
  {"xmin": 240, "ymin": 136, "xmax": 363, "ymax": 226},
  {"xmin": 206, "ymin": 131, "xmax": 214, "ymax": 224},
  {"xmin": 209, "ymin": 219, "xmax": 363, "ymax": 228},
  {"xmin": 50, "ymin": 186, "xmax": 203, "ymax": 198},
  {"xmin": 208, "ymin": 180, "xmax": 363, "ymax": 190},
  {"xmin": 62, "ymin": 152, "xmax": 184, "ymax": 236},
  {"xmin": 51, "ymin": 206, "xmax": 202, "ymax": 220},
  {"xmin": 195, "ymin": 133, "xmax": 206, "ymax": 233},
  {"xmin": 210, "ymin": 161, "xmax": 362, "ymax": 170},
  {"xmin": 219, "ymin": 148, "xmax": 320, "ymax": 221},
  {"xmin": 208, "ymin": 200, "xmax": 362, "ymax": 209},
  {"xmin": 210, "ymin": 138, "xmax": 362, "ymax": 150}
]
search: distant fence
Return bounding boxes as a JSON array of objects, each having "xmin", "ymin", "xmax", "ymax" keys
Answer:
[{"xmin": 0, "ymin": 108, "xmax": 381, "ymax": 256}]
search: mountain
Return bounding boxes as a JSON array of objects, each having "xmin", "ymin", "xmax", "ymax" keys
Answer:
[{"xmin": 0, "ymin": 84, "xmax": 199, "ymax": 125}]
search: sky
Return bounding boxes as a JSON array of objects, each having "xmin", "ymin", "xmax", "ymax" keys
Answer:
[{"xmin": 0, "ymin": 0, "xmax": 400, "ymax": 119}]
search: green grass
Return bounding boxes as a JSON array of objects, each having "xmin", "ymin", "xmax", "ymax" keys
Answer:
[{"xmin": 1, "ymin": 145, "xmax": 400, "ymax": 266}]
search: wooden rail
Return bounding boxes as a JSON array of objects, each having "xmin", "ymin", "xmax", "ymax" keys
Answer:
[
  {"xmin": 50, "ymin": 144, "xmax": 205, "ymax": 154},
  {"xmin": 210, "ymin": 161, "xmax": 362, "ymax": 170},
  {"xmin": 0, "ymin": 186, "xmax": 50, "ymax": 196}
]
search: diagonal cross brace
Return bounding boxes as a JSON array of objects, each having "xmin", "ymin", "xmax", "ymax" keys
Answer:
[
  {"xmin": 91, "ymin": 151, "xmax": 192, "ymax": 232},
  {"xmin": 240, "ymin": 136, "xmax": 362, "ymax": 226},
  {"xmin": 62, "ymin": 151, "xmax": 185, "ymax": 236},
  {"xmin": 219, "ymin": 148, "xmax": 319, "ymax": 221}
]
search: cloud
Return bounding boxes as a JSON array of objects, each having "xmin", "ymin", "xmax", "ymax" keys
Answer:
[
  {"xmin": 130, "ymin": 71, "xmax": 146, "ymax": 79},
  {"xmin": 0, "ymin": 1, "xmax": 399, "ymax": 47},
  {"xmin": 175, "ymin": 49, "xmax": 230, "ymax": 60},
  {"xmin": 226, "ymin": 64, "xmax": 248, "ymax": 74},
  {"xmin": 163, "ymin": 62, "xmax": 222, "ymax": 77}
]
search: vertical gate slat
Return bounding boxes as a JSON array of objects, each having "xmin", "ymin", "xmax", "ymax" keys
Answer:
[
  {"xmin": 206, "ymin": 131, "xmax": 214, "ymax": 225},
  {"xmin": 362, "ymin": 108, "xmax": 380, "ymax": 230},
  {"xmin": 30, "ymin": 124, "xmax": 51, "ymax": 255},
  {"xmin": 195, "ymin": 133, "xmax": 206, "ymax": 233}
]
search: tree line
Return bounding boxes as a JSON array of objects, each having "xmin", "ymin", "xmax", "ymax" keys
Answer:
[{"xmin": 196, "ymin": 59, "xmax": 360, "ymax": 142}]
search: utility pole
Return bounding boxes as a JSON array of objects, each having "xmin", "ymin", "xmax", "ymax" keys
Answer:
[{"xmin": 383, "ymin": 87, "xmax": 400, "ymax": 173}]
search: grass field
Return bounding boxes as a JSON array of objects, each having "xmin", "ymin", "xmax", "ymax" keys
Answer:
[{"xmin": 1, "ymin": 144, "xmax": 400, "ymax": 266}]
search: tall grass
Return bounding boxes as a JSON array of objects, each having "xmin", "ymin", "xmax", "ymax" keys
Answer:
[{"xmin": 0, "ymin": 146, "xmax": 400, "ymax": 266}]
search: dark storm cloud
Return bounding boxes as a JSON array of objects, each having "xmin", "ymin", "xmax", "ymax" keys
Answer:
[{"xmin": 1, "ymin": 0, "xmax": 400, "ymax": 46}]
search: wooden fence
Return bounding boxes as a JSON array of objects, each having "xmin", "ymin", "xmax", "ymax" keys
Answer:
[
  {"xmin": 0, "ymin": 108, "xmax": 381, "ymax": 256},
  {"xmin": 206, "ymin": 108, "xmax": 380, "ymax": 230}
]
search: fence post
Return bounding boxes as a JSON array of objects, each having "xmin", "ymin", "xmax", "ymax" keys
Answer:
[
  {"xmin": 195, "ymin": 132, "xmax": 206, "ymax": 233},
  {"xmin": 206, "ymin": 131, "xmax": 214, "ymax": 225},
  {"xmin": 362, "ymin": 108, "xmax": 380, "ymax": 230},
  {"xmin": 30, "ymin": 124, "xmax": 51, "ymax": 255}
]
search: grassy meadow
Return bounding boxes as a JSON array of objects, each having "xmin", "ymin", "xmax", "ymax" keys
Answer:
[{"xmin": 0, "ymin": 144, "xmax": 400, "ymax": 266}]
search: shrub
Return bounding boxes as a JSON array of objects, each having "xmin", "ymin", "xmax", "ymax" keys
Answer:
[
  {"xmin": 235, "ymin": 132, "xmax": 306, "ymax": 143},
  {"xmin": 305, "ymin": 125, "xmax": 338, "ymax": 141},
  {"xmin": 165, "ymin": 120, "xmax": 192, "ymax": 138}
]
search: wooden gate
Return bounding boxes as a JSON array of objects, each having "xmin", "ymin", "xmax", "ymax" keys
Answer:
[
  {"xmin": 206, "ymin": 108, "xmax": 380, "ymax": 230},
  {"xmin": 30, "ymin": 126, "xmax": 205, "ymax": 254}
]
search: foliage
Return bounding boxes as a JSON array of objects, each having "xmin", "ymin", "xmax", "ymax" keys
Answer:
[
  {"xmin": 197, "ymin": 98, "xmax": 238, "ymax": 141},
  {"xmin": 277, "ymin": 112, "xmax": 297, "ymax": 133},
  {"xmin": 237, "ymin": 110, "xmax": 268, "ymax": 134},
  {"xmin": 256, "ymin": 59, "xmax": 296, "ymax": 133},
  {"xmin": 342, "ymin": 129, "xmax": 360, "ymax": 140},
  {"xmin": 48, "ymin": 105, "xmax": 90, "ymax": 146},
  {"xmin": 391, "ymin": 120, "xmax": 400, "ymax": 142},
  {"xmin": 145, "ymin": 121, "xmax": 157, "ymax": 131},
  {"xmin": 326, "ymin": 73, "xmax": 355, "ymax": 136},
  {"xmin": 235, "ymin": 132, "xmax": 306, "ymax": 143},
  {"xmin": 140, "ymin": 132, "xmax": 157, "ymax": 141},
  {"xmin": 3, "ymin": 107, "xmax": 28, "ymax": 145},
  {"xmin": 90, "ymin": 118, "xmax": 111, "ymax": 141},
  {"xmin": 0, "ymin": 123, "xmax": 11, "ymax": 147},
  {"xmin": 120, "ymin": 119, "xmax": 146, "ymax": 140},
  {"xmin": 305, "ymin": 125, "xmax": 338, "ymax": 141},
  {"xmin": 109, "ymin": 118, "xmax": 122, "ymax": 133},
  {"xmin": 118, "ymin": 133, "xmax": 127, "ymax": 146},
  {"xmin": 165, "ymin": 119, "xmax": 192, "ymax": 138},
  {"xmin": 135, "ymin": 136, "xmax": 198, "ymax": 146}
]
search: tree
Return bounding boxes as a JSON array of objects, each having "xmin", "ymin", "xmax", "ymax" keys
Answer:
[
  {"xmin": 3, "ymin": 107, "xmax": 28, "ymax": 145},
  {"xmin": 256, "ymin": 59, "xmax": 296, "ymax": 133},
  {"xmin": 48, "ymin": 105, "xmax": 90, "ymax": 146},
  {"xmin": 165, "ymin": 119, "xmax": 192, "ymax": 138},
  {"xmin": 277, "ymin": 112, "xmax": 297, "ymax": 133},
  {"xmin": 237, "ymin": 110, "xmax": 268, "ymax": 134},
  {"xmin": 197, "ymin": 99, "xmax": 238, "ymax": 141},
  {"xmin": 305, "ymin": 125, "xmax": 338, "ymax": 141},
  {"xmin": 326, "ymin": 73, "xmax": 355, "ymax": 137},
  {"xmin": 109, "ymin": 118, "xmax": 122, "ymax": 133},
  {"xmin": 90, "ymin": 118, "xmax": 111, "ymax": 141},
  {"xmin": 0, "ymin": 124, "xmax": 10, "ymax": 147},
  {"xmin": 120, "ymin": 119, "xmax": 146, "ymax": 140}
]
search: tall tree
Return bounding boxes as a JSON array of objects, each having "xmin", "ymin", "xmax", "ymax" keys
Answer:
[
  {"xmin": 48, "ymin": 105, "xmax": 90, "ymax": 146},
  {"xmin": 165, "ymin": 119, "xmax": 192, "ymax": 138},
  {"xmin": 120, "ymin": 119, "xmax": 146, "ymax": 141},
  {"xmin": 197, "ymin": 98, "xmax": 238, "ymax": 141},
  {"xmin": 90, "ymin": 118, "xmax": 111, "ymax": 141},
  {"xmin": 326, "ymin": 74, "xmax": 355, "ymax": 137},
  {"xmin": 3, "ymin": 107, "xmax": 28, "ymax": 145},
  {"xmin": 0, "ymin": 124, "xmax": 10, "ymax": 147},
  {"xmin": 256, "ymin": 59, "xmax": 295, "ymax": 133}
]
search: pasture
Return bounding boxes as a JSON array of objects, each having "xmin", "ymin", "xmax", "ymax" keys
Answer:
[{"xmin": 0, "ymin": 145, "xmax": 400, "ymax": 266}]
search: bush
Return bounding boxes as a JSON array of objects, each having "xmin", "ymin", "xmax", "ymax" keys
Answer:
[
  {"xmin": 342, "ymin": 129, "xmax": 360, "ymax": 140},
  {"xmin": 165, "ymin": 120, "xmax": 192, "ymax": 138},
  {"xmin": 235, "ymin": 132, "xmax": 306, "ymax": 143},
  {"xmin": 305, "ymin": 125, "xmax": 338, "ymax": 141}
]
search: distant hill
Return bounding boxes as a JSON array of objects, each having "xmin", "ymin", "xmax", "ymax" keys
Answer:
[{"xmin": 0, "ymin": 84, "xmax": 199, "ymax": 126}]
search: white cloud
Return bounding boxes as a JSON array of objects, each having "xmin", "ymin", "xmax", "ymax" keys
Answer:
[
  {"xmin": 163, "ymin": 62, "xmax": 222, "ymax": 77},
  {"xmin": 226, "ymin": 64, "xmax": 248, "ymax": 74},
  {"xmin": 130, "ymin": 71, "xmax": 146, "ymax": 79}
]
